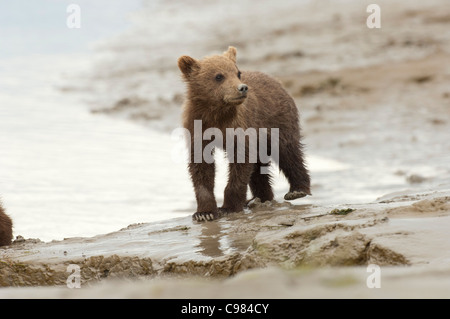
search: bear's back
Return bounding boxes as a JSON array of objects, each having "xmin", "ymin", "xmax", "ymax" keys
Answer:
[{"xmin": 241, "ymin": 70, "xmax": 299, "ymax": 131}]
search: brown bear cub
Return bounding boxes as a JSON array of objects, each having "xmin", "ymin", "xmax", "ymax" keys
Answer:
[
  {"xmin": 0, "ymin": 202, "xmax": 13, "ymax": 246},
  {"xmin": 178, "ymin": 46, "xmax": 311, "ymax": 221}
]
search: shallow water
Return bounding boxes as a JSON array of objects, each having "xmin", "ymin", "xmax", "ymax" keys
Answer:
[
  {"xmin": 0, "ymin": 55, "xmax": 195, "ymax": 240},
  {"xmin": 2, "ymin": 0, "xmax": 441, "ymax": 243}
]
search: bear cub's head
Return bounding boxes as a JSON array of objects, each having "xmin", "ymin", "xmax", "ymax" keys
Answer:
[{"xmin": 178, "ymin": 46, "xmax": 248, "ymax": 107}]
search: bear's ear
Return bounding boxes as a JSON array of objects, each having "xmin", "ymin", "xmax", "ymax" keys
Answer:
[
  {"xmin": 223, "ymin": 46, "xmax": 237, "ymax": 63},
  {"xmin": 178, "ymin": 55, "xmax": 200, "ymax": 78}
]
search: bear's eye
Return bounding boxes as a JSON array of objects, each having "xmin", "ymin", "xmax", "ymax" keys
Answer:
[
  {"xmin": 215, "ymin": 74, "xmax": 224, "ymax": 82},
  {"xmin": 237, "ymin": 71, "xmax": 241, "ymax": 79}
]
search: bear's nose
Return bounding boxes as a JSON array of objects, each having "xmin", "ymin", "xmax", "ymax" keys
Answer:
[{"xmin": 238, "ymin": 84, "xmax": 248, "ymax": 95}]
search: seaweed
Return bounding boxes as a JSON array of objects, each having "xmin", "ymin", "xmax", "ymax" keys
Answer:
[{"xmin": 329, "ymin": 208, "xmax": 355, "ymax": 216}]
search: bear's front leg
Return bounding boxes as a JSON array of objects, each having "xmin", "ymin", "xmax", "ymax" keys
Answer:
[
  {"xmin": 221, "ymin": 163, "xmax": 254, "ymax": 215},
  {"xmin": 189, "ymin": 161, "xmax": 218, "ymax": 221}
]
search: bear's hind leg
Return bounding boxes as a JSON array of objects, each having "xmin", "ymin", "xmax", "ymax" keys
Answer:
[{"xmin": 278, "ymin": 141, "xmax": 311, "ymax": 200}]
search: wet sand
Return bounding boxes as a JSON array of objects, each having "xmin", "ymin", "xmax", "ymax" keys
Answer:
[{"xmin": 1, "ymin": 184, "xmax": 449, "ymax": 297}]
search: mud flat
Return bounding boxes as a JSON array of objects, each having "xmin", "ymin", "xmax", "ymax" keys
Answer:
[{"xmin": 1, "ymin": 184, "xmax": 449, "ymax": 298}]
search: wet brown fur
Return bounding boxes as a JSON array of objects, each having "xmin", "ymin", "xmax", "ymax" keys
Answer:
[
  {"xmin": 178, "ymin": 47, "xmax": 311, "ymax": 221},
  {"xmin": 0, "ymin": 202, "xmax": 13, "ymax": 246}
]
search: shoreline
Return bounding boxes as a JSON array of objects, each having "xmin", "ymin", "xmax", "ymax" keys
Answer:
[{"xmin": 1, "ymin": 183, "xmax": 449, "ymax": 297}]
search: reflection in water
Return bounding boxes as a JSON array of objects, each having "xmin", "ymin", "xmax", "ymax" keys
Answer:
[{"xmin": 197, "ymin": 222, "xmax": 223, "ymax": 257}]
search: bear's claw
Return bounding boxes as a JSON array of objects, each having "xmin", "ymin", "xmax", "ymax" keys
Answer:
[
  {"xmin": 192, "ymin": 211, "xmax": 219, "ymax": 222},
  {"xmin": 192, "ymin": 208, "xmax": 239, "ymax": 222}
]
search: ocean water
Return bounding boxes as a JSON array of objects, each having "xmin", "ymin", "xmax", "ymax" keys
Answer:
[
  {"xmin": 0, "ymin": 54, "xmax": 195, "ymax": 241},
  {"xmin": 0, "ymin": 0, "xmax": 408, "ymax": 242},
  {"xmin": 0, "ymin": 1, "xmax": 186, "ymax": 241}
]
